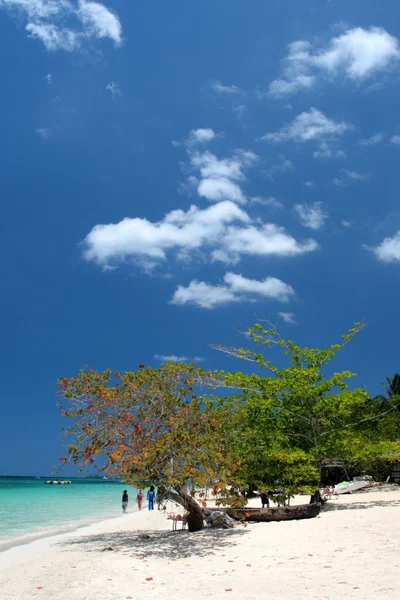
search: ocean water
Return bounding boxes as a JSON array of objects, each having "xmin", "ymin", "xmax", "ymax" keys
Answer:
[{"xmin": 0, "ymin": 477, "xmax": 139, "ymax": 550}]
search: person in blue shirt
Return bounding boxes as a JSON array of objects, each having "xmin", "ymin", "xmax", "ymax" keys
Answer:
[{"xmin": 147, "ymin": 486, "xmax": 155, "ymax": 510}]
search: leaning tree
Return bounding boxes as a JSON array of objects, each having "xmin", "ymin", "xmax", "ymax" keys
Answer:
[{"xmin": 57, "ymin": 363, "xmax": 244, "ymax": 531}]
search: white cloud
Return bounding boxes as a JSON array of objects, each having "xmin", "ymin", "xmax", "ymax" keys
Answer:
[
  {"xmin": 173, "ymin": 128, "xmax": 218, "ymax": 149},
  {"xmin": 342, "ymin": 220, "xmax": 352, "ymax": 228},
  {"xmin": 278, "ymin": 312, "xmax": 297, "ymax": 324},
  {"xmin": 0, "ymin": 0, "xmax": 122, "ymax": 51},
  {"xmin": 188, "ymin": 128, "xmax": 216, "ymax": 145},
  {"xmin": 269, "ymin": 27, "xmax": 400, "ymax": 97},
  {"xmin": 78, "ymin": 1, "xmax": 121, "ymax": 45},
  {"xmin": 44, "ymin": 73, "xmax": 52, "ymax": 84},
  {"xmin": 190, "ymin": 150, "xmax": 255, "ymax": 181},
  {"xmin": 250, "ymin": 196, "xmax": 284, "ymax": 210},
  {"xmin": 213, "ymin": 224, "xmax": 318, "ymax": 262},
  {"xmin": 187, "ymin": 149, "xmax": 257, "ymax": 204},
  {"xmin": 342, "ymin": 169, "xmax": 368, "ymax": 181},
  {"xmin": 171, "ymin": 272, "xmax": 294, "ymax": 309},
  {"xmin": 360, "ymin": 133, "xmax": 384, "ymax": 145},
  {"xmin": 390, "ymin": 135, "xmax": 400, "ymax": 144},
  {"xmin": 198, "ymin": 177, "xmax": 246, "ymax": 204},
  {"xmin": 26, "ymin": 21, "xmax": 79, "ymax": 50},
  {"xmin": 83, "ymin": 200, "xmax": 318, "ymax": 270},
  {"xmin": 269, "ymin": 73, "xmax": 316, "ymax": 97},
  {"xmin": 294, "ymin": 202, "xmax": 327, "ymax": 230},
  {"xmin": 313, "ymin": 142, "xmax": 345, "ymax": 158},
  {"xmin": 370, "ymin": 232, "xmax": 400, "ymax": 262},
  {"xmin": 154, "ymin": 354, "xmax": 205, "ymax": 363},
  {"xmin": 211, "ymin": 81, "xmax": 241, "ymax": 94},
  {"xmin": 333, "ymin": 169, "xmax": 368, "ymax": 186},
  {"xmin": 35, "ymin": 127, "xmax": 51, "ymax": 139},
  {"xmin": 106, "ymin": 81, "xmax": 121, "ymax": 97},
  {"xmin": 302, "ymin": 180, "xmax": 315, "ymax": 188},
  {"xmin": 263, "ymin": 108, "xmax": 352, "ymax": 143}
]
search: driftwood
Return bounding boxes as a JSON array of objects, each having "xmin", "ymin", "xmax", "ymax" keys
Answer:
[{"xmin": 205, "ymin": 503, "xmax": 321, "ymax": 522}]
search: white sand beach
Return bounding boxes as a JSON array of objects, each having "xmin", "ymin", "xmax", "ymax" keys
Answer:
[{"xmin": 0, "ymin": 487, "xmax": 399, "ymax": 600}]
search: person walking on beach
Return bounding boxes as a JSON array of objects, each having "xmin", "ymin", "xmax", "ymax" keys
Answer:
[
  {"xmin": 147, "ymin": 486, "xmax": 155, "ymax": 510},
  {"xmin": 122, "ymin": 490, "xmax": 129, "ymax": 513},
  {"xmin": 136, "ymin": 490, "xmax": 144, "ymax": 510},
  {"xmin": 260, "ymin": 489, "xmax": 269, "ymax": 509}
]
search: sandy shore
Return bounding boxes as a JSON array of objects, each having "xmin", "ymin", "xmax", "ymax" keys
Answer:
[{"xmin": 0, "ymin": 487, "xmax": 399, "ymax": 600}]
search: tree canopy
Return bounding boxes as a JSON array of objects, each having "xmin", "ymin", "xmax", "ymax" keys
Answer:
[
  {"xmin": 57, "ymin": 363, "xmax": 243, "ymax": 531},
  {"xmin": 57, "ymin": 319, "xmax": 400, "ymax": 529},
  {"xmin": 209, "ymin": 320, "xmax": 400, "ymax": 500}
]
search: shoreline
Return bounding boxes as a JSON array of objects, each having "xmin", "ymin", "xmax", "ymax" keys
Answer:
[
  {"xmin": 0, "ymin": 489, "xmax": 399, "ymax": 599},
  {"xmin": 0, "ymin": 505, "xmax": 142, "ymax": 553},
  {"xmin": 0, "ymin": 505, "xmax": 147, "ymax": 567}
]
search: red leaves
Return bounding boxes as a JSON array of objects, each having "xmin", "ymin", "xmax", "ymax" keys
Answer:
[
  {"xmin": 132, "ymin": 458, "xmax": 139, "ymax": 464},
  {"xmin": 135, "ymin": 425, "xmax": 141, "ymax": 433},
  {"xmin": 139, "ymin": 364, "xmax": 145, "ymax": 369}
]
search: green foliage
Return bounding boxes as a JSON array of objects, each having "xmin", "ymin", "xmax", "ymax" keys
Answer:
[
  {"xmin": 212, "ymin": 320, "xmax": 400, "ymax": 498},
  {"xmin": 56, "ymin": 322, "xmax": 400, "ymax": 517}
]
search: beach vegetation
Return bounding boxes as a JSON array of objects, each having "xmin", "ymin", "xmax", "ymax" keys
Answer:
[
  {"xmin": 57, "ymin": 363, "xmax": 243, "ymax": 531},
  {"xmin": 207, "ymin": 319, "xmax": 400, "ymax": 502}
]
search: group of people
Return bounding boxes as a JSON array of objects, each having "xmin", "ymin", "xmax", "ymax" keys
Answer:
[{"xmin": 121, "ymin": 485, "xmax": 156, "ymax": 513}]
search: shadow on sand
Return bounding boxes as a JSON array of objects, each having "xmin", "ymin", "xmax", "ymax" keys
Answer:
[
  {"xmin": 323, "ymin": 498, "xmax": 400, "ymax": 512},
  {"xmin": 58, "ymin": 528, "xmax": 249, "ymax": 560}
]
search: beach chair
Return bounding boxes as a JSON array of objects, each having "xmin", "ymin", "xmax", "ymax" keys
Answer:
[{"xmin": 167, "ymin": 512, "xmax": 189, "ymax": 531}]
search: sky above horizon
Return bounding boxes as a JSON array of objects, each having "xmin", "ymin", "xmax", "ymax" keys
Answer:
[{"xmin": 1, "ymin": 0, "xmax": 400, "ymax": 475}]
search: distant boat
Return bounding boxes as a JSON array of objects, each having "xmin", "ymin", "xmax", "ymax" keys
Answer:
[{"xmin": 45, "ymin": 480, "xmax": 72, "ymax": 485}]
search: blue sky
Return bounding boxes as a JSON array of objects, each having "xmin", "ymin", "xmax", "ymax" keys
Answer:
[{"xmin": 1, "ymin": 0, "xmax": 400, "ymax": 475}]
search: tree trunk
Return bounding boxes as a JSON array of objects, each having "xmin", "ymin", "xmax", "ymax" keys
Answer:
[
  {"xmin": 175, "ymin": 485, "xmax": 205, "ymax": 532},
  {"xmin": 309, "ymin": 490, "xmax": 322, "ymax": 504},
  {"xmin": 159, "ymin": 485, "xmax": 204, "ymax": 532}
]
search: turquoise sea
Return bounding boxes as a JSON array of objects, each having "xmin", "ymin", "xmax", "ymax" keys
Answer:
[{"xmin": 0, "ymin": 477, "xmax": 139, "ymax": 551}]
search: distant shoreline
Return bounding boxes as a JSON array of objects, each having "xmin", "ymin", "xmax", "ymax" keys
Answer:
[{"xmin": 0, "ymin": 507, "xmax": 140, "ymax": 553}]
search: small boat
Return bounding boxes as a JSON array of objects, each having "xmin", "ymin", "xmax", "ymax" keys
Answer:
[
  {"xmin": 205, "ymin": 503, "xmax": 321, "ymax": 522},
  {"xmin": 45, "ymin": 480, "xmax": 72, "ymax": 485},
  {"xmin": 334, "ymin": 480, "xmax": 367, "ymax": 495}
]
